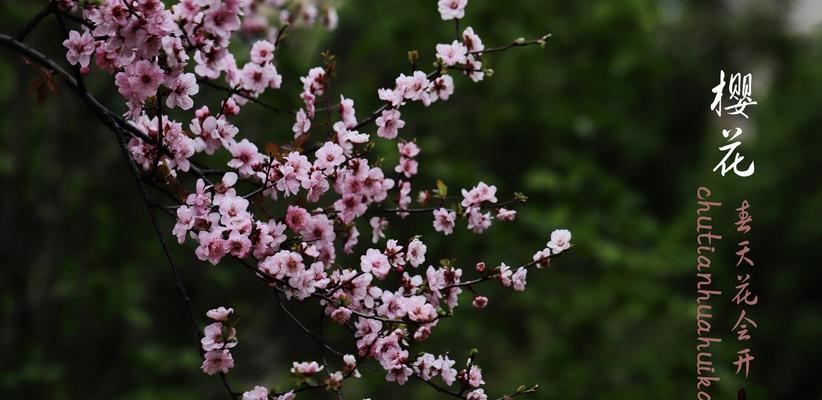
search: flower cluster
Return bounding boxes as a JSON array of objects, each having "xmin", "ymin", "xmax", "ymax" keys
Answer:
[
  {"xmin": 200, "ymin": 307, "xmax": 237, "ymax": 375},
  {"xmin": 242, "ymin": 0, "xmax": 338, "ymax": 37},
  {"xmin": 48, "ymin": 0, "xmax": 567, "ymax": 398}
]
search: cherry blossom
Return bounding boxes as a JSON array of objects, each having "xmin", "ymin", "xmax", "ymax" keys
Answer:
[
  {"xmin": 62, "ymin": 30, "xmax": 95, "ymax": 68},
  {"xmin": 166, "ymin": 73, "xmax": 199, "ymax": 110},
  {"xmin": 376, "ymin": 108, "xmax": 405, "ymax": 139},
  {"xmin": 10, "ymin": 0, "xmax": 568, "ymax": 398},
  {"xmin": 201, "ymin": 349, "xmax": 235, "ymax": 375},
  {"xmin": 547, "ymin": 228, "xmax": 573, "ymax": 254},
  {"xmin": 291, "ymin": 361, "xmax": 324, "ymax": 376},
  {"xmin": 438, "ymin": 0, "xmax": 469, "ymax": 20},
  {"xmin": 242, "ymin": 386, "xmax": 269, "ymax": 400},
  {"xmin": 433, "ymin": 208, "xmax": 457, "ymax": 235},
  {"xmin": 436, "ymin": 40, "xmax": 469, "ymax": 66}
]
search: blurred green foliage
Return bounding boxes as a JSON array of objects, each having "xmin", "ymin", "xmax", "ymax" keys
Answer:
[{"xmin": 1, "ymin": 0, "xmax": 820, "ymax": 399}]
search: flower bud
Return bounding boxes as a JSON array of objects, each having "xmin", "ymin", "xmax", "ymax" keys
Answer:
[
  {"xmin": 475, "ymin": 261, "xmax": 486, "ymax": 273},
  {"xmin": 472, "ymin": 296, "xmax": 488, "ymax": 309}
]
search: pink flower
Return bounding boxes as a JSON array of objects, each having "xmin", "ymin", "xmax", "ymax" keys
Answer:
[
  {"xmin": 398, "ymin": 71, "xmax": 430, "ymax": 102},
  {"xmin": 468, "ymin": 365, "xmax": 485, "ymax": 387},
  {"xmin": 173, "ymin": 206, "xmax": 195, "ymax": 244},
  {"xmin": 462, "ymin": 27, "xmax": 485, "ymax": 53},
  {"xmin": 511, "ymin": 267, "xmax": 527, "ymax": 291},
  {"xmin": 432, "ymin": 208, "xmax": 456, "ymax": 235},
  {"xmin": 369, "ymin": 217, "xmax": 388, "ymax": 243},
  {"xmin": 204, "ymin": 5, "xmax": 242, "ymax": 39},
  {"xmin": 496, "ymin": 207, "xmax": 517, "ymax": 221},
  {"xmin": 472, "ymin": 296, "xmax": 488, "ymax": 309},
  {"xmin": 461, "ymin": 182, "xmax": 498, "ymax": 208},
  {"xmin": 226, "ymin": 230, "xmax": 252, "ymax": 258},
  {"xmin": 438, "ymin": 356, "xmax": 458, "ymax": 385},
  {"xmin": 385, "ymin": 360, "xmax": 413, "ymax": 385},
  {"xmin": 291, "ymin": 361, "xmax": 324, "ymax": 376},
  {"xmin": 241, "ymin": 63, "xmax": 281, "ymax": 93},
  {"xmin": 438, "ymin": 0, "xmax": 468, "ymax": 20},
  {"xmin": 466, "ymin": 389, "xmax": 488, "ymax": 400},
  {"xmin": 333, "ymin": 194, "xmax": 367, "ymax": 223},
  {"xmin": 547, "ymin": 228, "xmax": 572, "ymax": 254},
  {"xmin": 207, "ymin": 307, "xmax": 234, "ymax": 321},
  {"xmin": 376, "ymin": 109, "xmax": 405, "ymax": 139},
  {"xmin": 293, "ymin": 108, "xmax": 311, "ymax": 137},
  {"xmin": 194, "ymin": 47, "xmax": 229, "ymax": 79},
  {"xmin": 63, "ymin": 30, "xmax": 96, "ymax": 68},
  {"xmin": 406, "ymin": 239, "xmax": 427, "ymax": 267},
  {"xmin": 343, "ymin": 354, "xmax": 360, "ymax": 377},
  {"xmin": 275, "ymin": 392, "xmax": 295, "ymax": 400},
  {"xmin": 498, "ymin": 263, "xmax": 512, "ymax": 287},
  {"xmin": 360, "ymin": 248, "xmax": 391, "ymax": 279},
  {"xmin": 115, "ymin": 60, "xmax": 164, "ymax": 101},
  {"xmin": 305, "ymin": 170, "xmax": 330, "ymax": 202},
  {"xmin": 242, "ymin": 386, "xmax": 269, "ymax": 400},
  {"xmin": 394, "ymin": 157, "xmax": 418, "ymax": 178},
  {"xmin": 227, "ymin": 139, "xmax": 264, "ymax": 177},
  {"xmin": 378, "ymin": 87, "xmax": 404, "ymax": 107},
  {"xmin": 436, "ymin": 40, "xmax": 468, "ymax": 66},
  {"xmin": 301, "ymin": 66, "xmax": 327, "ymax": 96},
  {"xmin": 330, "ymin": 307, "xmax": 352, "ymax": 324},
  {"xmin": 378, "ymin": 290, "xmax": 405, "ymax": 319},
  {"xmin": 431, "ymin": 75, "xmax": 455, "ymax": 101},
  {"xmin": 467, "ymin": 208, "xmax": 492, "ymax": 234},
  {"xmin": 403, "ymin": 295, "xmax": 437, "ymax": 322},
  {"xmin": 250, "ymin": 40, "xmax": 276, "ymax": 64},
  {"xmin": 314, "ymin": 141, "xmax": 345, "ymax": 171},
  {"xmin": 464, "ymin": 54, "xmax": 485, "ymax": 82},
  {"xmin": 166, "ymin": 72, "xmax": 199, "ymax": 110},
  {"xmin": 201, "ymin": 349, "xmax": 235, "ymax": 375},
  {"xmin": 201, "ymin": 322, "xmax": 237, "ymax": 351},
  {"xmin": 532, "ymin": 248, "xmax": 551, "ymax": 267},
  {"xmin": 339, "ymin": 95, "xmax": 357, "ymax": 128},
  {"xmin": 412, "ymin": 353, "xmax": 440, "ymax": 380},
  {"xmin": 196, "ymin": 228, "xmax": 228, "ymax": 265},
  {"xmin": 398, "ymin": 141, "xmax": 420, "ymax": 158}
]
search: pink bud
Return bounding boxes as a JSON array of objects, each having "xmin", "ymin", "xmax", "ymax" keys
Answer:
[
  {"xmin": 80, "ymin": 65, "xmax": 91, "ymax": 75},
  {"xmin": 475, "ymin": 262, "xmax": 486, "ymax": 273},
  {"xmin": 472, "ymin": 296, "xmax": 488, "ymax": 309}
]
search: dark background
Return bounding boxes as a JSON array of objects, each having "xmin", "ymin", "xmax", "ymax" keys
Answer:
[{"xmin": 1, "ymin": 0, "xmax": 821, "ymax": 399}]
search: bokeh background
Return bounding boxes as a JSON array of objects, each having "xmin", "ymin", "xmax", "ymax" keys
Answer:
[{"xmin": 2, "ymin": 0, "xmax": 821, "ymax": 399}]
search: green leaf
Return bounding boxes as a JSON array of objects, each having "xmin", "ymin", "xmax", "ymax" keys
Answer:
[{"xmin": 436, "ymin": 179, "xmax": 448, "ymax": 198}]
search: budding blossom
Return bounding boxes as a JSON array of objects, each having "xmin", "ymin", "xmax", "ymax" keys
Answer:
[{"xmin": 473, "ymin": 295, "xmax": 488, "ymax": 309}]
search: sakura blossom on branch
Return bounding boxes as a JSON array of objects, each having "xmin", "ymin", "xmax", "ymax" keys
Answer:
[{"xmin": 1, "ymin": 0, "xmax": 565, "ymax": 398}]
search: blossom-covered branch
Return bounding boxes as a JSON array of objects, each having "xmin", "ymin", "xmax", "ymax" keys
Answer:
[{"xmin": 1, "ymin": 1, "xmax": 568, "ymax": 399}]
